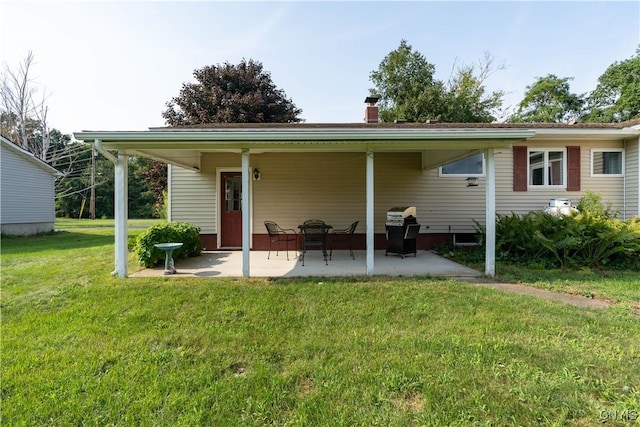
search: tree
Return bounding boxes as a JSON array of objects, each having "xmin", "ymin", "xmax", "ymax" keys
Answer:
[
  {"xmin": 1, "ymin": 52, "xmax": 93, "ymax": 198},
  {"xmin": 369, "ymin": 40, "xmax": 504, "ymax": 123},
  {"xmin": 508, "ymin": 74, "xmax": 584, "ymax": 123},
  {"xmin": 581, "ymin": 47, "xmax": 640, "ymax": 123},
  {"xmin": 135, "ymin": 158, "xmax": 167, "ymax": 217},
  {"xmin": 1, "ymin": 51, "xmax": 53, "ymax": 160},
  {"xmin": 162, "ymin": 59, "xmax": 302, "ymax": 125},
  {"xmin": 369, "ymin": 40, "xmax": 445, "ymax": 123},
  {"xmin": 442, "ymin": 53, "xmax": 505, "ymax": 123}
]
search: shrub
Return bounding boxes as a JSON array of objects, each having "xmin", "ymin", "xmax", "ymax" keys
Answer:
[
  {"xmin": 133, "ymin": 221, "xmax": 201, "ymax": 267},
  {"xmin": 576, "ymin": 190, "xmax": 619, "ymax": 219},
  {"xmin": 473, "ymin": 211, "xmax": 640, "ymax": 270}
]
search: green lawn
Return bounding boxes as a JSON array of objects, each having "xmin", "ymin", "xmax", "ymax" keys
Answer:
[
  {"xmin": 55, "ymin": 217, "xmax": 162, "ymax": 229},
  {"xmin": 1, "ymin": 226, "xmax": 639, "ymax": 426}
]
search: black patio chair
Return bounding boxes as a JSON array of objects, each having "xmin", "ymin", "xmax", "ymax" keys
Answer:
[
  {"xmin": 302, "ymin": 219, "xmax": 326, "ymax": 226},
  {"xmin": 328, "ymin": 221, "xmax": 359, "ymax": 260},
  {"xmin": 299, "ymin": 222, "xmax": 331, "ymax": 266},
  {"xmin": 264, "ymin": 221, "xmax": 298, "ymax": 260}
]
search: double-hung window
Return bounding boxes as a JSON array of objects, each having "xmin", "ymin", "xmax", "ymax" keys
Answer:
[
  {"xmin": 591, "ymin": 149, "xmax": 624, "ymax": 176},
  {"xmin": 528, "ymin": 149, "xmax": 566, "ymax": 187},
  {"xmin": 440, "ymin": 153, "xmax": 484, "ymax": 177}
]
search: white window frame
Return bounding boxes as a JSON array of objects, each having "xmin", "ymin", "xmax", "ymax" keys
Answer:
[
  {"xmin": 527, "ymin": 148, "xmax": 567, "ymax": 189},
  {"xmin": 439, "ymin": 153, "xmax": 485, "ymax": 177},
  {"xmin": 590, "ymin": 149, "xmax": 624, "ymax": 177}
]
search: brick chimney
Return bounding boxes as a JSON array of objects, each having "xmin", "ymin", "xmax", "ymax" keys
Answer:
[{"xmin": 364, "ymin": 96, "xmax": 379, "ymax": 123}]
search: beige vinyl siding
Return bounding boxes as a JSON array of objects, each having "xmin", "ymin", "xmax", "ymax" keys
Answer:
[
  {"xmin": 169, "ymin": 141, "xmax": 632, "ymax": 237},
  {"xmin": 172, "ymin": 152, "xmax": 463, "ymax": 234},
  {"xmin": 625, "ymin": 137, "xmax": 639, "ymax": 217},
  {"xmin": 169, "ymin": 162, "xmax": 219, "ymax": 234},
  {"xmin": 256, "ymin": 152, "xmax": 489, "ymax": 234},
  {"xmin": 497, "ymin": 140, "xmax": 625, "ymax": 216},
  {"xmin": 253, "ymin": 152, "xmax": 366, "ymax": 232},
  {"xmin": 417, "ymin": 156, "xmax": 486, "ymax": 234}
]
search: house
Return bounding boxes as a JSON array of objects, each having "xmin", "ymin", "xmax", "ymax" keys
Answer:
[
  {"xmin": 1, "ymin": 135, "xmax": 60, "ymax": 235},
  {"xmin": 73, "ymin": 100, "xmax": 640, "ymax": 278}
]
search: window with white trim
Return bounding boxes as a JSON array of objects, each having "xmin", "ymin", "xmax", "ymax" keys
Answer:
[
  {"xmin": 591, "ymin": 149, "xmax": 624, "ymax": 176},
  {"xmin": 439, "ymin": 153, "xmax": 484, "ymax": 176},
  {"xmin": 528, "ymin": 149, "xmax": 566, "ymax": 187}
]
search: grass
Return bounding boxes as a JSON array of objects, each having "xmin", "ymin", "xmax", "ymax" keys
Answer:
[
  {"xmin": 2, "ymin": 223, "xmax": 639, "ymax": 425},
  {"xmin": 439, "ymin": 246, "xmax": 640, "ymax": 310},
  {"xmin": 55, "ymin": 217, "xmax": 162, "ymax": 229}
]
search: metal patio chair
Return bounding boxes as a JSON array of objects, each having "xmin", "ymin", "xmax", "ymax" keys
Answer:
[
  {"xmin": 302, "ymin": 219, "xmax": 326, "ymax": 226},
  {"xmin": 328, "ymin": 221, "xmax": 359, "ymax": 260},
  {"xmin": 264, "ymin": 221, "xmax": 298, "ymax": 260},
  {"xmin": 299, "ymin": 222, "xmax": 331, "ymax": 266}
]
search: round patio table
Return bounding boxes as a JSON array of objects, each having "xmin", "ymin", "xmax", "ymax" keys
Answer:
[{"xmin": 154, "ymin": 243, "xmax": 183, "ymax": 275}]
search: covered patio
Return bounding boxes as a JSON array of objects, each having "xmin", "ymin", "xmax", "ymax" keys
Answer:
[
  {"xmin": 74, "ymin": 123, "xmax": 536, "ymax": 279},
  {"xmin": 131, "ymin": 249, "xmax": 481, "ymax": 278}
]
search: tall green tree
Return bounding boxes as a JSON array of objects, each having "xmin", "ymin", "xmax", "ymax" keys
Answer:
[
  {"xmin": 508, "ymin": 74, "xmax": 584, "ymax": 123},
  {"xmin": 163, "ymin": 59, "xmax": 302, "ymax": 125},
  {"xmin": 369, "ymin": 40, "xmax": 445, "ymax": 122},
  {"xmin": 581, "ymin": 48, "xmax": 640, "ymax": 123},
  {"xmin": 442, "ymin": 55, "xmax": 504, "ymax": 123},
  {"xmin": 369, "ymin": 40, "xmax": 503, "ymax": 123}
]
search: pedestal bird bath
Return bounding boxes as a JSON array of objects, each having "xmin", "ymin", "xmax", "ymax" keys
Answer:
[{"xmin": 154, "ymin": 243, "xmax": 183, "ymax": 275}]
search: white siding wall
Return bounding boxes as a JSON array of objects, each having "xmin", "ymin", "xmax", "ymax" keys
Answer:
[
  {"xmin": 1, "ymin": 143, "xmax": 56, "ymax": 234},
  {"xmin": 625, "ymin": 137, "xmax": 639, "ymax": 218},
  {"xmin": 169, "ymin": 141, "xmax": 632, "ymax": 237}
]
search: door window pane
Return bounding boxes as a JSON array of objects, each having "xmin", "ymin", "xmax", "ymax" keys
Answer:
[{"xmin": 225, "ymin": 176, "xmax": 242, "ymax": 212}]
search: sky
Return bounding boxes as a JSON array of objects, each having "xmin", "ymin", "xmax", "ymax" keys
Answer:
[{"xmin": 1, "ymin": 1, "xmax": 639, "ymax": 136}]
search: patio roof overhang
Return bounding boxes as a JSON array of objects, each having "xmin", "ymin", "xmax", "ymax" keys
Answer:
[
  {"xmin": 72, "ymin": 123, "xmax": 638, "ymax": 279},
  {"xmin": 73, "ymin": 127, "xmax": 536, "ymax": 171}
]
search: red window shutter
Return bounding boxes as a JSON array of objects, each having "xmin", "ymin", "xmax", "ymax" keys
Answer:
[
  {"xmin": 567, "ymin": 146, "xmax": 581, "ymax": 191},
  {"xmin": 513, "ymin": 146, "xmax": 527, "ymax": 191}
]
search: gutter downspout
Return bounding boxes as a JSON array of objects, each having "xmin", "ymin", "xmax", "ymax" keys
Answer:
[
  {"xmin": 94, "ymin": 139, "xmax": 118, "ymax": 164},
  {"xmin": 94, "ymin": 139, "xmax": 128, "ymax": 278},
  {"xmin": 623, "ymin": 140, "xmax": 627, "ymax": 220}
]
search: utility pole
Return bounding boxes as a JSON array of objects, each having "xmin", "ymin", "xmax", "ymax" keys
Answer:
[{"xmin": 90, "ymin": 146, "xmax": 96, "ymax": 220}]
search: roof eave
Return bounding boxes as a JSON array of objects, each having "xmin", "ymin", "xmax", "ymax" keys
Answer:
[{"xmin": 73, "ymin": 128, "xmax": 537, "ymax": 144}]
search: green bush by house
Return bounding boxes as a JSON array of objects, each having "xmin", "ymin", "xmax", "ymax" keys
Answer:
[
  {"xmin": 491, "ymin": 211, "xmax": 640, "ymax": 269},
  {"xmin": 133, "ymin": 221, "xmax": 201, "ymax": 267},
  {"xmin": 470, "ymin": 192, "xmax": 640, "ymax": 270}
]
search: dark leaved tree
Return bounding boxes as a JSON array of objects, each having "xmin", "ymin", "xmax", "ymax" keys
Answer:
[{"xmin": 162, "ymin": 59, "xmax": 302, "ymax": 125}]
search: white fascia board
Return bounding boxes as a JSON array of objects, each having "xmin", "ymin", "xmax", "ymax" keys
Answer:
[
  {"xmin": 74, "ymin": 128, "xmax": 537, "ymax": 143},
  {"xmin": 531, "ymin": 128, "xmax": 640, "ymax": 140}
]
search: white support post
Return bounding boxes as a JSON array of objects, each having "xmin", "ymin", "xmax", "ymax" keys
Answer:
[
  {"xmin": 636, "ymin": 136, "xmax": 640, "ymax": 218},
  {"xmin": 485, "ymin": 148, "xmax": 496, "ymax": 277},
  {"xmin": 366, "ymin": 150, "xmax": 375, "ymax": 275},
  {"xmin": 241, "ymin": 150, "xmax": 250, "ymax": 277},
  {"xmin": 114, "ymin": 152, "xmax": 129, "ymax": 278}
]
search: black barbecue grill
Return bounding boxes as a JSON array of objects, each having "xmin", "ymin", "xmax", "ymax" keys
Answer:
[{"xmin": 385, "ymin": 207, "xmax": 421, "ymax": 258}]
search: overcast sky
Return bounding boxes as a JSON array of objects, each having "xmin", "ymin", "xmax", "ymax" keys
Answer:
[{"xmin": 1, "ymin": 1, "xmax": 638, "ymax": 135}]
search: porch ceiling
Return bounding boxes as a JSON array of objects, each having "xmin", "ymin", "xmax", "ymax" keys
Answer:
[{"xmin": 74, "ymin": 127, "xmax": 533, "ymax": 171}]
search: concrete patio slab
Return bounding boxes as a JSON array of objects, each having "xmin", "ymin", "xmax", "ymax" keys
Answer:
[{"xmin": 131, "ymin": 250, "xmax": 481, "ymax": 278}]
